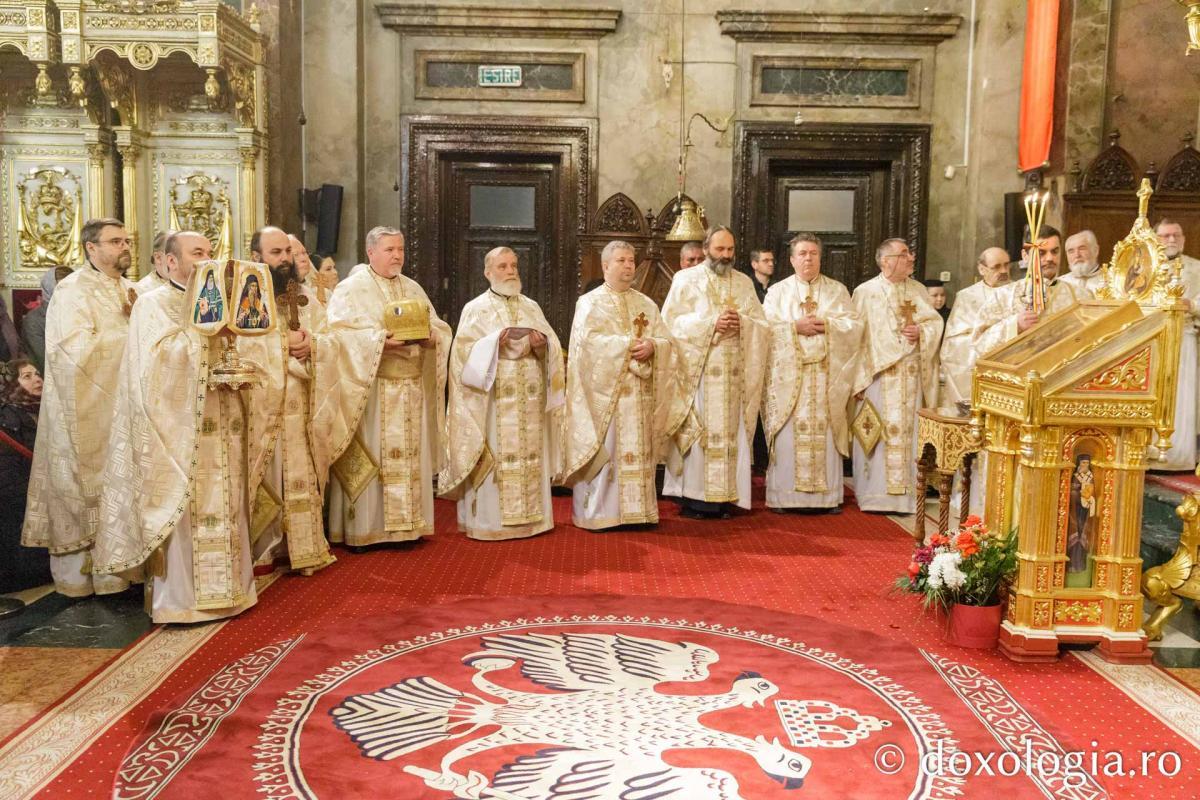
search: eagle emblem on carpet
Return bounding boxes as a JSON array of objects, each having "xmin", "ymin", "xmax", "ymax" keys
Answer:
[{"xmin": 329, "ymin": 632, "xmax": 888, "ymax": 799}]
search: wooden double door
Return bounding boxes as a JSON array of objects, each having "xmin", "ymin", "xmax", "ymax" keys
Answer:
[
  {"xmin": 734, "ymin": 122, "xmax": 931, "ymax": 291},
  {"xmin": 402, "ymin": 116, "xmax": 596, "ymax": 340}
]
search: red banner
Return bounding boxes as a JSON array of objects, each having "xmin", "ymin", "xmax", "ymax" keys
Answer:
[{"xmin": 1018, "ymin": 0, "xmax": 1060, "ymax": 172}]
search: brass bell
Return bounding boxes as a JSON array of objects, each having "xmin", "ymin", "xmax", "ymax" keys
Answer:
[{"xmin": 665, "ymin": 197, "xmax": 707, "ymax": 242}]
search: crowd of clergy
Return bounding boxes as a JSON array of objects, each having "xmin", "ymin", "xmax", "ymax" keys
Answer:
[{"xmin": 18, "ymin": 214, "xmax": 1200, "ymax": 624}]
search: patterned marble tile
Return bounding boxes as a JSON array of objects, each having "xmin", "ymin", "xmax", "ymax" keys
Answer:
[
  {"xmin": 0, "ymin": 588, "xmax": 151, "ymax": 649},
  {"xmin": 0, "ymin": 646, "xmax": 119, "ymax": 742}
]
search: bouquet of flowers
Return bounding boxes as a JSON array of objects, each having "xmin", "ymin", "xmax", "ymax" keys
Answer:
[{"xmin": 896, "ymin": 516, "xmax": 1017, "ymax": 611}]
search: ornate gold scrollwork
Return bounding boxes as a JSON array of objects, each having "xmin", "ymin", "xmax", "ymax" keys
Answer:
[
  {"xmin": 168, "ymin": 173, "xmax": 233, "ymax": 261},
  {"xmin": 1143, "ymin": 492, "xmax": 1200, "ymax": 640},
  {"xmin": 17, "ymin": 166, "xmax": 84, "ymax": 269}
]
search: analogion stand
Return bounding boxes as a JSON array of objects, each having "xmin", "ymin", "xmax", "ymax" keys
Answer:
[{"xmin": 914, "ymin": 407, "xmax": 980, "ymax": 547}]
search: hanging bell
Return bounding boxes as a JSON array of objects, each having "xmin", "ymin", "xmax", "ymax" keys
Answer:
[{"xmin": 665, "ymin": 197, "xmax": 707, "ymax": 242}]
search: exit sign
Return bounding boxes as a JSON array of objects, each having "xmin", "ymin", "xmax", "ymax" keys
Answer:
[{"xmin": 478, "ymin": 65, "xmax": 523, "ymax": 87}]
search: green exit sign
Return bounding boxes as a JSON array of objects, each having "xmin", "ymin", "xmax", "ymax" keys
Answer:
[{"xmin": 478, "ymin": 65, "xmax": 523, "ymax": 87}]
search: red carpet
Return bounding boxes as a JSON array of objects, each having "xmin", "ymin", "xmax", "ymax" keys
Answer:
[
  {"xmin": 1146, "ymin": 471, "xmax": 1200, "ymax": 495},
  {"xmin": 28, "ymin": 495, "xmax": 1200, "ymax": 798}
]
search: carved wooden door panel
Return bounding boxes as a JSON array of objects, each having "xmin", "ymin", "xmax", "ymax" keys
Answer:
[
  {"xmin": 441, "ymin": 161, "xmax": 557, "ymax": 332},
  {"xmin": 733, "ymin": 123, "xmax": 931, "ymax": 291},
  {"xmin": 768, "ymin": 168, "xmax": 887, "ymax": 290}
]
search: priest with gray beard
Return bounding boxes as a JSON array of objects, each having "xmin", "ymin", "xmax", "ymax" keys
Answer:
[
  {"xmin": 660, "ymin": 226, "xmax": 768, "ymax": 519},
  {"xmin": 439, "ymin": 247, "xmax": 566, "ymax": 540}
]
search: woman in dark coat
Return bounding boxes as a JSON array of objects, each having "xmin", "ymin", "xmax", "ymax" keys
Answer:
[{"xmin": 0, "ymin": 358, "xmax": 50, "ymax": 591}]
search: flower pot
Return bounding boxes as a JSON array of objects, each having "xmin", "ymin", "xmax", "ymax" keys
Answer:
[{"xmin": 947, "ymin": 603, "xmax": 1003, "ymax": 649}]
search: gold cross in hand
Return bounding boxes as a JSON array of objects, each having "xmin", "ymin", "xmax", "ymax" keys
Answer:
[
  {"xmin": 633, "ymin": 311, "xmax": 649, "ymax": 339},
  {"xmin": 898, "ymin": 298, "xmax": 917, "ymax": 330},
  {"xmin": 283, "ymin": 279, "xmax": 309, "ymax": 331}
]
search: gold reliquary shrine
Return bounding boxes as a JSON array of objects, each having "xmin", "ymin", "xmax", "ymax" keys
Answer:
[{"xmin": 973, "ymin": 180, "xmax": 1185, "ymax": 664}]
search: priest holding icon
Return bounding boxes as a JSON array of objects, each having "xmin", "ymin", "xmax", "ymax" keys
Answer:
[
  {"xmin": 439, "ymin": 246, "xmax": 565, "ymax": 540},
  {"xmin": 325, "ymin": 226, "xmax": 452, "ymax": 547}
]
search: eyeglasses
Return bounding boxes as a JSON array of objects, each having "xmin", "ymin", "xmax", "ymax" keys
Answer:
[
  {"xmin": 100, "ymin": 237, "xmax": 133, "ymax": 247},
  {"xmin": 883, "ymin": 251, "xmax": 915, "ymax": 262}
]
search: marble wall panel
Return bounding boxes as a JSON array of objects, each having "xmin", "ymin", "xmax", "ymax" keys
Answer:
[
  {"xmin": 1106, "ymin": 0, "xmax": 1200, "ymax": 171},
  {"xmin": 302, "ymin": 0, "xmax": 361, "ymax": 269},
  {"xmin": 299, "ymin": 0, "xmax": 1039, "ymax": 292}
]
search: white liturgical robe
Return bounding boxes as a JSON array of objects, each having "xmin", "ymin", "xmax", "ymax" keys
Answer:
[
  {"xmin": 761, "ymin": 274, "xmax": 863, "ymax": 509},
  {"xmin": 439, "ymin": 290, "xmax": 564, "ymax": 540},
  {"xmin": 659, "ymin": 263, "xmax": 768, "ymax": 510},
  {"xmin": 23, "ymin": 265, "xmax": 133, "ymax": 598},
  {"xmin": 850, "ymin": 276, "xmax": 943, "ymax": 513},
  {"xmin": 326, "ymin": 268, "xmax": 452, "ymax": 545}
]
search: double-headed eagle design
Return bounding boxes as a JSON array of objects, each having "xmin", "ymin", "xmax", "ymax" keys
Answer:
[{"xmin": 331, "ymin": 632, "xmax": 819, "ymax": 799}]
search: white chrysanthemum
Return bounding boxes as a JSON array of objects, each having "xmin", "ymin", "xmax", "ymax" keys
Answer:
[{"xmin": 928, "ymin": 551, "xmax": 966, "ymax": 591}]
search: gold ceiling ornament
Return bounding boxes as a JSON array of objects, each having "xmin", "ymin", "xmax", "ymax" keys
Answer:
[
  {"xmin": 169, "ymin": 173, "xmax": 233, "ymax": 262},
  {"xmin": 1177, "ymin": 1, "xmax": 1200, "ymax": 54},
  {"xmin": 17, "ymin": 166, "xmax": 84, "ymax": 270}
]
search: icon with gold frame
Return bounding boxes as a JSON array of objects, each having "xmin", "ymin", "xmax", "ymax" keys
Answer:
[
  {"xmin": 229, "ymin": 261, "xmax": 277, "ymax": 335},
  {"xmin": 187, "ymin": 260, "xmax": 229, "ymax": 336}
]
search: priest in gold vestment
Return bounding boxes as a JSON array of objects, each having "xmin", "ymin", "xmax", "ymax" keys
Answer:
[
  {"xmin": 22, "ymin": 218, "xmax": 134, "ymax": 597},
  {"xmin": 93, "ymin": 233, "xmax": 277, "ymax": 623},
  {"xmin": 326, "ymin": 227, "xmax": 451, "ymax": 545},
  {"xmin": 972, "ymin": 227, "xmax": 1080, "ymax": 356},
  {"xmin": 939, "ymin": 246, "xmax": 1013, "ymax": 405},
  {"xmin": 439, "ymin": 246, "xmax": 564, "ymax": 540},
  {"xmin": 1154, "ymin": 219, "xmax": 1200, "ymax": 470},
  {"xmin": 660, "ymin": 226, "xmax": 768, "ymax": 519},
  {"xmin": 237, "ymin": 226, "xmax": 352, "ymax": 571},
  {"xmin": 761, "ymin": 234, "xmax": 862, "ymax": 512},
  {"xmin": 563, "ymin": 241, "xmax": 684, "ymax": 529},
  {"xmin": 851, "ymin": 239, "xmax": 943, "ymax": 513}
]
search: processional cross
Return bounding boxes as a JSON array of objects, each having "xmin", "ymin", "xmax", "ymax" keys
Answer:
[
  {"xmin": 283, "ymin": 279, "xmax": 309, "ymax": 331},
  {"xmin": 898, "ymin": 297, "xmax": 917, "ymax": 331}
]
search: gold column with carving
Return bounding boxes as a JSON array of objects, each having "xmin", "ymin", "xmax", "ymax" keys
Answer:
[
  {"xmin": 86, "ymin": 144, "xmax": 108, "ymax": 220},
  {"xmin": 117, "ymin": 140, "xmax": 142, "ymax": 280}
]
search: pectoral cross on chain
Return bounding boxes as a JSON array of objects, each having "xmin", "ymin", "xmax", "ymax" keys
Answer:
[
  {"xmin": 123, "ymin": 288, "xmax": 137, "ymax": 317},
  {"xmin": 633, "ymin": 311, "xmax": 649, "ymax": 339},
  {"xmin": 283, "ymin": 279, "xmax": 309, "ymax": 331},
  {"xmin": 898, "ymin": 298, "xmax": 917, "ymax": 331}
]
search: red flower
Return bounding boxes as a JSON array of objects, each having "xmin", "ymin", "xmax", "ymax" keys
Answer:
[
  {"xmin": 963, "ymin": 514, "xmax": 982, "ymax": 527},
  {"xmin": 907, "ymin": 561, "xmax": 922, "ymax": 579},
  {"xmin": 930, "ymin": 534, "xmax": 949, "ymax": 547},
  {"xmin": 955, "ymin": 530, "xmax": 979, "ymax": 557}
]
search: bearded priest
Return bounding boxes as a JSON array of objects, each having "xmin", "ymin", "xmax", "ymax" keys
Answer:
[
  {"xmin": 23, "ymin": 217, "xmax": 134, "ymax": 598},
  {"xmin": 850, "ymin": 238, "xmax": 943, "ymax": 514},
  {"xmin": 563, "ymin": 240, "xmax": 685, "ymax": 529},
  {"xmin": 236, "ymin": 226, "xmax": 356, "ymax": 571},
  {"xmin": 761, "ymin": 234, "xmax": 863, "ymax": 512},
  {"xmin": 439, "ymin": 247, "xmax": 565, "ymax": 540},
  {"xmin": 94, "ymin": 233, "xmax": 278, "ymax": 623},
  {"xmin": 325, "ymin": 226, "xmax": 452, "ymax": 546},
  {"xmin": 660, "ymin": 225, "xmax": 768, "ymax": 520}
]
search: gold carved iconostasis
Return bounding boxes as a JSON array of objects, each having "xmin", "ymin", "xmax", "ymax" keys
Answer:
[{"xmin": 0, "ymin": 0, "xmax": 266, "ymax": 321}]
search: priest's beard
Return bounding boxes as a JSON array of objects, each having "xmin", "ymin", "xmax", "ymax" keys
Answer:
[
  {"xmin": 1069, "ymin": 261, "xmax": 1098, "ymax": 278},
  {"xmin": 270, "ymin": 260, "xmax": 299, "ymax": 294},
  {"xmin": 116, "ymin": 252, "xmax": 132, "ymax": 276},
  {"xmin": 490, "ymin": 276, "xmax": 522, "ymax": 297},
  {"xmin": 706, "ymin": 257, "xmax": 733, "ymax": 277}
]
